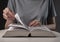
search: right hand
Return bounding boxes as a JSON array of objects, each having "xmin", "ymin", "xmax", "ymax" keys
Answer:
[{"xmin": 3, "ymin": 8, "xmax": 15, "ymax": 21}]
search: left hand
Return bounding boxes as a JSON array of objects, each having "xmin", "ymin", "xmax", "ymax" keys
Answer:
[{"xmin": 29, "ymin": 20, "xmax": 41, "ymax": 27}]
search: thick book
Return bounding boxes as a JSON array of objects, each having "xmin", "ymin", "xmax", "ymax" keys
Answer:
[
  {"xmin": 3, "ymin": 24, "xmax": 56, "ymax": 37},
  {"xmin": 3, "ymin": 13, "xmax": 56, "ymax": 37}
]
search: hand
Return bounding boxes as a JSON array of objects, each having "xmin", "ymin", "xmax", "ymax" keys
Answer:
[
  {"xmin": 29, "ymin": 20, "xmax": 41, "ymax": 27},
  {"xmin": 3, "ymin": 8, "xmax": 15, "ymax": 21}
]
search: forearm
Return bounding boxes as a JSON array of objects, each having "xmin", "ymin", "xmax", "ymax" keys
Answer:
[
  {"xmin": 46, "ymin": 24, "xmax": 56, "ymax": 30},
  {"xmin": 46, "ymin": 17, "xmax": 56, "ymax": 30}
]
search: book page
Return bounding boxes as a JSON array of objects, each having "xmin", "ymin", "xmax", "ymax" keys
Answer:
[
  {"xmin": 8, "ymin": 13, "xmax": 29, "ymax": 30},
  {"xmin": 8, "ymin": 13, "xmax": 51, "ymax": 32},
  {"xmin": 15, "ymin": 13, "xmax": 29, "ymax": 29},
  {"xmin": 29, "ymin": 25, "xmax": 51, "ymax": 32},
  {"xmin": 8, "ymin": 24, "xmax": 28, "ymax": 30},
  {"xmin": 15, "ymin": 13, "xmax": 25, "ymax": 26}
]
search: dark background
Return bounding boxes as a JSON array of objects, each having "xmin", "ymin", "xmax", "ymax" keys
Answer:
[
  {"xmin": 54, "ymin": 0, "xmax": 60, "ymax": 32},
  {"xmin": 0, "ymin": 0, "xmax": 60, "ymax": 32},
  {"xmin": 0, "ymin": 0, "xmax": 8, "ymax": 30}
]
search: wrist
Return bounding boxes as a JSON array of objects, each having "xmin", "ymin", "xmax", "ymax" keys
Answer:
[
  {"xmin": 6, "ymin": 20, "xmax": 14, "ymax": 23},
  {"xmin": 5, "ymin": 20, "xmax": 14, "ymax": 29},
  {"xmin": 7, "ymin": 18, "xmax": 15, "ymax": 22}
]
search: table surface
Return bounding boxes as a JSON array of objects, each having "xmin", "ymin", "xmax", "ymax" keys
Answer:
[{"xmin": 0, "ymin": 30, "xmax": 60, "ymax": 42}]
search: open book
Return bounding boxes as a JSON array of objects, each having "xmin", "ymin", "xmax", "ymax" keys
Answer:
[
  {"xmin": 8, "ymin": 13, "xmax": 50, "ymax": 31},
  {"xmin": 8, "ymin": 13, "xmax": 29, "ymax": 30},
  {"xmin": 3, "ymin": 13, "xmax": 56, "ymax": 37}
]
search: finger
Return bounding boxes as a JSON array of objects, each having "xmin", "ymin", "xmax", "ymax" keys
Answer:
[
  {"xmin": 32, "ymin": 21, "xmax": 40, "ymax": 26},
  {"xmin": 5, "ymin": 8, "xmax": 15, "ymax": 19},
  {"xmin": 7, "ymin": 8, "xmax": 15, "ymax": 17},
  {"xmin": 29, "ymin": 20, "xmax": 36, "ymax": 26},
  {"xmin": 3, "ymin": 8, "xmax": 15, "ymax": 20},
  {"xmin": 3, "ymin": 11, "xmax": 11, "ymax": 19},
  {"xmin": 3, "ymin": 13, "xmax": 15, "ymax": 20},
  {"xmin": 3, "ymin": 8, "xmax": 8, "ymax": 14},
  {"xmin": 4, "ymin": 8, "xmax": 15, "ymax": 17},
  {"xmin": 3, "ymin": 13, "xmax": 8, "ymax": 20},
  {"xmin": 3, "ymin": 8, "xmax": 10, "ymax": 19}
]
